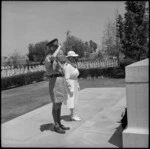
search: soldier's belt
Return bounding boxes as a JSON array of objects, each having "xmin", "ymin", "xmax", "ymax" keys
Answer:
[{"xmin": 47, "ymin": 74, "xmax": 64, "ymax": 78}]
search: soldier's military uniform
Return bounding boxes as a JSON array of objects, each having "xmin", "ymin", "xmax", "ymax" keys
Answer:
[{"xmin": 44, "ymin": 39, "xmax": 70, "ymax": 134}]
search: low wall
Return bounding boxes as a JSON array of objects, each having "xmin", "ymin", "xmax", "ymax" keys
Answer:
[{"xmin": 123, "ymin": 58, "xmax": 149, "ymax": 147}]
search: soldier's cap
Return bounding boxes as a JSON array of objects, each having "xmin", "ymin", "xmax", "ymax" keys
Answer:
[
  {"xmin": 46, "ymin": 38, "xmax": 58, "ymax": 46},
  {"xmin": 57, "ymin": 55, "xmax": 68, "ymax": 63}
]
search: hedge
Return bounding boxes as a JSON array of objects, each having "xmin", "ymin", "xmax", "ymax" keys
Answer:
[
  {"xmin": 1, "ymin": 71, "xmax": 45, "ymax": 90},
  {"xmin": 78, "ymin": 67, "xmax": 125, "ymax": 79},
  {"xmin": 1, "ymin": 67, "xmax": 125, "ymax": 90},
  {"xmin": 119, "ymin": 58, "xmax": 135, "ymax": 69}
]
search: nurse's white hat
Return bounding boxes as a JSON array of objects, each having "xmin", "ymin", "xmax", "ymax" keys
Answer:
[{"xmin": 66, "ymin": 51, "xmax": 79, "ymax": 57}]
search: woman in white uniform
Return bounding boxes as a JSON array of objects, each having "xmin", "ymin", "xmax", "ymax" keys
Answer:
[{"xmin": 64, "ymin": 51, "xmax": 81, "ymax": 121}]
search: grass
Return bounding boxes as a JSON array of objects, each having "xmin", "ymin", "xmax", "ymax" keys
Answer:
[{"xmin": 1, "ymin": 78, "xmax": 125, "ymax": 124}]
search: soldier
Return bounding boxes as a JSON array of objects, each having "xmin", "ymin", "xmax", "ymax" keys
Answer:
[{"xmin": 44, "ymin": 38, "xmax": 70, "ymax": 134}]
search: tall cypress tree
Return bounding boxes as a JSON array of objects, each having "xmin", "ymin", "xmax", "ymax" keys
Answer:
[
  {"xmin": 116, "ymin": 14, "xmax": 124, "ymax": 44},
  {"xmin": 116, "ymin": 14, "xmax": 124, "ymax": 65},
  {"xmin": 122, "ymin": 1, "xmax": 148, "ymax": 61}
]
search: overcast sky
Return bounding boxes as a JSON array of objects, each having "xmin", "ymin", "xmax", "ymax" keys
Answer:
[{"xmin": 2, "ymin": 1, "xmax": 126, "ymax": 57}]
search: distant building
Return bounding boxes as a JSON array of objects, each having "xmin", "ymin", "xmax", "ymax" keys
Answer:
[{"xmin": 89, "ymin": 52, "xmax": 98, "ymax": 60}]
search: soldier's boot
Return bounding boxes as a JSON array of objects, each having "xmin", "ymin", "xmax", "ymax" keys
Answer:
[
  {"xmin": 52, "ymin": 107, "xmax": 65, "ymax": 134},
  {"xmin": 57, "ymin": 108, "xmax": 70, "ymax": 130}
]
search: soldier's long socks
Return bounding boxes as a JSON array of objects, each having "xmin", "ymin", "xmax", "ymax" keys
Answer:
[{"xmin": 52, "ymin": 106, "xmax": 59, "ymax": 127}]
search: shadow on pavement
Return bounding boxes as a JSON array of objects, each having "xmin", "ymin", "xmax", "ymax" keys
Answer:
[
  {"xmin": 40, "ymin": 123, "xmax": 54, "ymax": 132},
  {"xmin": 61, "ymin": 115, "xmax": 72, "ymax": 122},
  {"xmin": 108, "ymin": 124, "xmax": 123, "ymax": 148}
]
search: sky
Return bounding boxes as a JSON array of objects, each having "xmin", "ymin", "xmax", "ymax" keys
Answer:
[{"xmin": 2, "ymin": 1, "xmax": 126, "ymax": 57}]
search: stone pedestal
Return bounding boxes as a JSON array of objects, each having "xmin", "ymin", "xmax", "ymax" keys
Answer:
[{"xmin": 123, "ymin": 59, "xmax": 149, "ymax": 147}]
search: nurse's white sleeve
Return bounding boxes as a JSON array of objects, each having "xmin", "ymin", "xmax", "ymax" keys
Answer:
[
  {"xmin": 77, "ymin": 80, "xmax": 80, "ymax": 89},
  {"xmin": 64, "ymin": 64, "xmax": 74, "ymax": 92}
]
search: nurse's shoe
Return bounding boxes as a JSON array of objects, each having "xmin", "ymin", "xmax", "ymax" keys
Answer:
[
  {"xmin": 54, "ymin": 125, "xmax": 66, "ymax": 134},
  {"xmin": 71, "ymin": 115, "xmax": 81, "ymax": 121}
]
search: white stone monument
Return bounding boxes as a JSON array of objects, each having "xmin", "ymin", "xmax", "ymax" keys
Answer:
[{"xmin": 123, "ymin": 58, "xmax": 149, "ymax": 147}]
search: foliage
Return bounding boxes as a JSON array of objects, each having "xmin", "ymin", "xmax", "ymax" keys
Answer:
[
  {"xmin": 88, "ymin": 53, "xmax": 99, "ymax": 60},
  {"xmin": 143, "ymin": 5, "xmax": 149, "ymax": 58},
  {"xmin": 78, "ymin": 67, "xmax": 125, "ymax": 79},
  {"xmin": 28, "ymin": 44, "xmax": 35, "ymax": 61},
  {"xmin": 122, "ymin": 1, "xmax": 149, "ymax": 61},
  {"xmin": 62, "ymin": 32, "xmax": 88, "ymax": 58},
  {"xmin": 116, "ymin": 14, "xmax": 124, "ymax": 42},
  {"xmin": 62, "ymin": 31, "xmax": 98, "ymax": 59},
  {"xmin": 84, "ymin": 41, "xmax": 92, "ymax": 58},
  {"xmin": 1, "ymin": 71, "xmax": 45, "ymax": 90},
  {"xmin": 102, "ymin": 18, "xmax": 118, "ymax": 57},
  {"xmin": 8, "ymin": 50, "xmax": 25, "ymax": 67},
  {"xmin": 89, "ymin": 40, "xmax": 98, "ymax": 53},
  {"xmin": 28, "ymin": 40, "xmax": 48, "ymax": 62},
  {"xmin": 98, "ymin": 50, "xmax": 104, "ymax": 60},
  {"xmin": 119, "ymin": 58, "xmax": 134, "ymax": 68},
  {"xmin": 116, "ymin": 13, "xmax": 125, "ymax": 66}
]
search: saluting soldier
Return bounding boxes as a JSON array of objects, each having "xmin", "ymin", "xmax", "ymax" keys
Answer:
[{"xmin": 44, "ymin": 38, "xmax": 70, "ymax": 134}]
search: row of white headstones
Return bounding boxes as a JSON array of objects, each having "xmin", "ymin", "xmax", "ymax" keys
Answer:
[
  {"xmin": 1, "ymin": 65, "xmax": 45, "ymax": 78},
  {"xmin": 1, "ymin": 60, "xmax": 118, "ymax": 78}
]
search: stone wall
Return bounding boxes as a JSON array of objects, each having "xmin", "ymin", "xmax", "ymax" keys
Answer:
[{"xmin": 123, "ymin": 58, "xmax": 149, "ymax": 147}]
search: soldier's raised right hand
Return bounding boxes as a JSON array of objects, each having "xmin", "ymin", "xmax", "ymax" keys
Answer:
[
  {"xmin": 50, "ymin": 56, "xmax": 55, "ymax": 61},
  {"xmin": 58, "ymin": 43, "xmax": 62, "ymax": 47}
]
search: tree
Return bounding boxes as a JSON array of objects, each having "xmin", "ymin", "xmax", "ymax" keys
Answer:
[
  {"xmin": 27, "ymin": 40, "xmax": 48, "ymax": 62},
  {"xmin": 142, "ymin": 3, "xmax": 149, "ymax": 58},
  {"xmin": 89, "ymin": 40, "xmax": 97, "ymax": 53},
  {"xmin": 122, "ymin": 1, "xmax": 149, "ymax": 61},
  {"xmin": 28, "ymin": 44, "xmax": 35, "ymax": 61},
  {"xmin": 116, "ymin": 13, "xmax": 124, "ymax": 65},
  {"xmin": 62, "ymin": 31, "xmax": 88, "ymax": 58},
  {"xmin": 84, "ymin": 41, "xmax": 91, "ymax": 58},
  {"xmin": 98, "ymin": 50, "xmax": 104, "ymax": 60},
  {"xmin": 116, "ymin": 14, "xmax": 124, "ymax": 42},
  {"xmin": 66, "ymin": 30, "xmax": 71, "ymax": 37},
  {"xmin": 102, "ymin": 17, "xmax": 118, "ymax": 58},
  {"xmin": 9, "ymin": 49, "xmax": 22, "ymax": 67}
]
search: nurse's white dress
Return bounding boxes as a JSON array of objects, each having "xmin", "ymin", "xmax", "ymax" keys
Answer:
[{"xmin": 63, "ymin": 63, "xmax": 79, "ymax": 109}]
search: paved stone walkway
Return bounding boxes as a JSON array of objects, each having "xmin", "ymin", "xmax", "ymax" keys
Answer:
[{"xmin": 2, "ymin": 87, "xmax": 126, "ymax": 147}]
